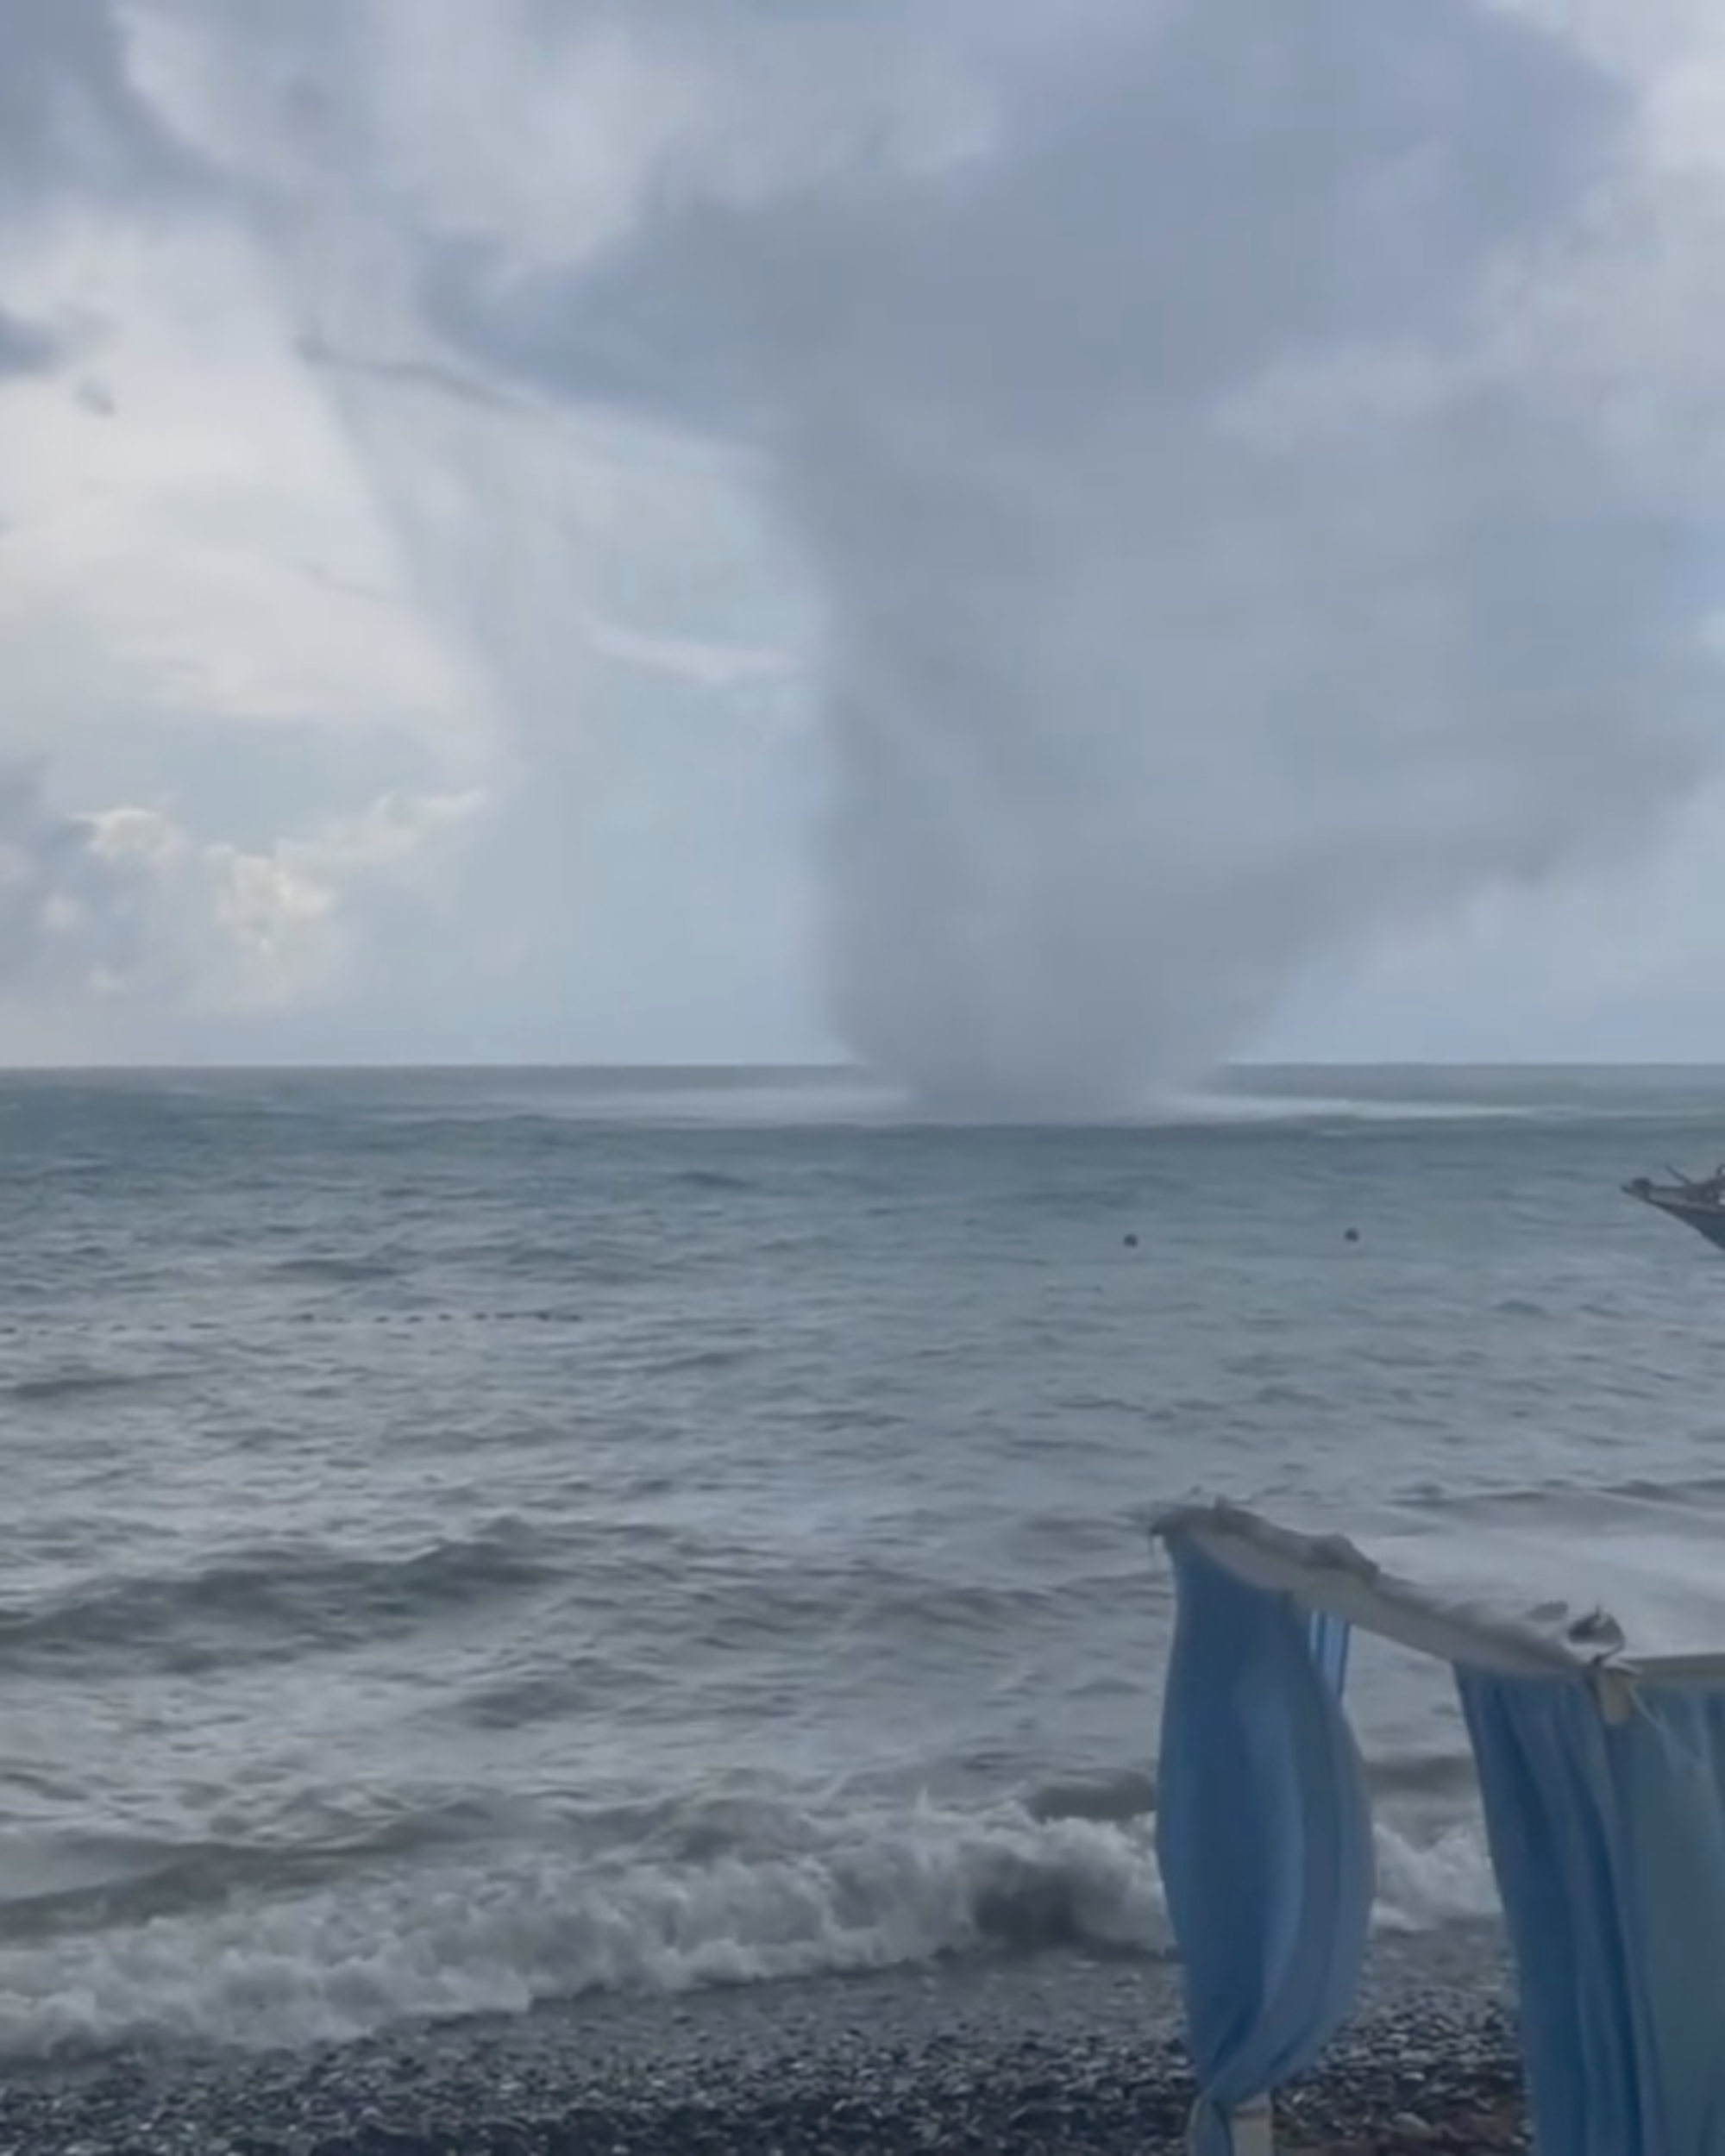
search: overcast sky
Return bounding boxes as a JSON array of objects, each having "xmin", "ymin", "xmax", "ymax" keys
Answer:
[{"xmin": 4, "ymin": 1, "xmax": 1725, "ymax": 1091}]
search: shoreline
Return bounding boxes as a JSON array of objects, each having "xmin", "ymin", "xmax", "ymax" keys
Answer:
[{"xmin": 0, "ymin": 1933, "xmax": 1526, "ymax": 2154}]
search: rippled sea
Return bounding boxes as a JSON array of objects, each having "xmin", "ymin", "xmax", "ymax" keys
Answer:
[{"xmin": 6, "ymin": 1062, "xmax": 1725, "ymax": 2059}]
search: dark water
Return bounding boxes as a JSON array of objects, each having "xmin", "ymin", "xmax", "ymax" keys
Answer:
[{"xmin": 5, "ymin": 1062, "xmax": 1725, "ymax": 2056}]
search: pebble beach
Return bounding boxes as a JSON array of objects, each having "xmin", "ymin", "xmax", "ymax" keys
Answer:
[{"xmin": 0, "ymin": 1937, "xmax": 1528, "ymax": 2155}]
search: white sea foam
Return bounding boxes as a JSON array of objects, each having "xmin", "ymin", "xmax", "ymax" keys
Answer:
[
  {"xmin": 1372, "ymin": 1818, "xmax": 1501, "ymax": 1935},
  {"xmin": 1155, "ymin": 1090, "xmax": 1539, "ymax": 1126},
  {"xmin": 0, "ymin": 1797, "xmax": 1499, "ymax": 2059}
]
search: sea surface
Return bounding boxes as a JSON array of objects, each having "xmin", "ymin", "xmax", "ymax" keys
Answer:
[{"xmin": 5, "ymin": 1062, "xmax": 1725, "ymax": 2060}]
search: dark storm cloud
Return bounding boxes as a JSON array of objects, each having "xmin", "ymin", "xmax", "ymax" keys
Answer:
[{"xmin": 380, "ymin": 0, "xmax": 1707, "ymax": 1110}]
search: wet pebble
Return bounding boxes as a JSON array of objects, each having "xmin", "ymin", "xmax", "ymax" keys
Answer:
[{"xmin": 0, "ymin": 1994, "xmax": 1531, "ymax": 2156}]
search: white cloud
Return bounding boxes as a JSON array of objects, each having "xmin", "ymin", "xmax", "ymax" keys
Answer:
[
  {"xmin": 0, "ymin": 763, "xmax": 484, "ymax": 1063},
  {"xmin": 86, "ymin": 786, "xmax": 484, "ymax": 1013}
]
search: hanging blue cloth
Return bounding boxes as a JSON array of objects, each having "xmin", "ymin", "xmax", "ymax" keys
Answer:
[
  {"xmin": 1157, "ymin": 1537, "xmax": 1376, "ymax": 2155},
  {"xmin": 1458, "ymin": 1670, "xmax": 1725, "ymax": 2156}
]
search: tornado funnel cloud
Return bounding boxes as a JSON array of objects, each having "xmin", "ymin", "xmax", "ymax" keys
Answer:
[
  {"xmin": 540, "ymin": 0, "xmax": 1690, "ymax": 1115},
  {"xmin": 139, "ymin": 0, "xmax": 1719, "ymax": 1107},
  {"xmin": 736, "ymin": 2, "xmax": 1711, "ymax": 1113}
]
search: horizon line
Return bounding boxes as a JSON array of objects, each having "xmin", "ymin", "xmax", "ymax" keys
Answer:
[{"xmin": 3, "ymin": 1056, "xmax": 1725, "ymax": 1077}]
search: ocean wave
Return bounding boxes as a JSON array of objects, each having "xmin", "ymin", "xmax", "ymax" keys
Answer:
[
  {"xmin": 269, "ymin": 1255, "xmax": 405, "ymax": 1285},
  {"xmin": 0, "ymin": 1799, "xmax": 507, "ymax": 1940},
  {"xmin": 1404, "ymin": 1472, "xmax": 1725, "ymax": 1516},
  {"xmin": 0, "ymin": 1520, "xmax": 558, "ymax": 1675},
  {"xmin": 0, "ymin": 1795, "xmax": 1500, "ymax": 2059},
  {"xmin": 1022, "ymin": 1753, "xmax": 1479, "ymax": 1820},
  {"xmin": 675, "ymin": 1564, "xmax": 1115, "ymax": 1658},
  {"xmin": 1024, "ymin": 1769, "xmax": 1155, "ymax": 1824},
  {"xmin": 1363, "ymin": 1752, "xmax": 1483, "ymax": 1803},
  {"xmin": 1, "ymin": 1369, "xmax": 158, "ymax": 1407},
  {"xmin": 2, "ymin": 1532, "xmax": 1154, "ymax": 1687},
  {"xmin": 1492, "ymin": 1295, "xmax": 1550, "ymax": 1320},
  {"xmin": 653, "ymin": 1345, "xmax": 757, "ymax": 1376},
  {"xmin": 667, "ymin": 1168, "xmax": 760, "ymax": 1194}
]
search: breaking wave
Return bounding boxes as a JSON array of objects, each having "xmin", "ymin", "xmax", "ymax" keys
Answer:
[{"xmin": 0, "ymin": 1791, "xmax": 1499, "ymax": 2059}]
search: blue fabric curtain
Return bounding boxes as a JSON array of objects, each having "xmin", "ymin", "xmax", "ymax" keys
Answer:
[
  {"xmin": 1157, "ymin": 1539, "xmax": 1376, "ymax": 2155},
  {"xmin": 1308, "ymin": 1607, "xmax": 1351, "ymax": 1695},
  {"xmin": 1458, "ymin": 1671, "xmax": 1725, "ymax": 2156}
]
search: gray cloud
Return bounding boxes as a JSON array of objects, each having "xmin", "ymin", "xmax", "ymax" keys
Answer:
[
  {"xmin": 3, "ymin": 0, "xmax": 1722, "ymax": 1081},
  {"xmin": 417, "ymin": 235, "xmax": 762, "ymax": 441},
  {"xmin": 420, "ymin": 1, "xmax": 1615, "ymax": 429},
  {"xmin": 295, "ymin": 327, "xmax": 525, "ymax": 419},
  {"xmin": 0, "ymin": 0, "xmax": 206, "ymax": 213},
  {"xmin": 0, "ymin": 304, "xmax": 65, "ymax": 376},
  {"xmin": 386, "ymin": 0, "xmax": 1713, "ymax": 1109}
]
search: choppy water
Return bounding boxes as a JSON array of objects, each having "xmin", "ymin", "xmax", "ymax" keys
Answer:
[{"xmin": 6, "ymin": 1062, "xmax": 1725, "ymax": 2058}]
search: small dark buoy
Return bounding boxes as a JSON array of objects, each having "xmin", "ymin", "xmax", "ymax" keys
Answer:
[
  {"xmin": 1123, "ymin": 1232, "xmax": 1139, "ymax": 1250},
  {"xmin": 1344, "ymin": 1226, "xmax": 1360, "ymax": 1244}
]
